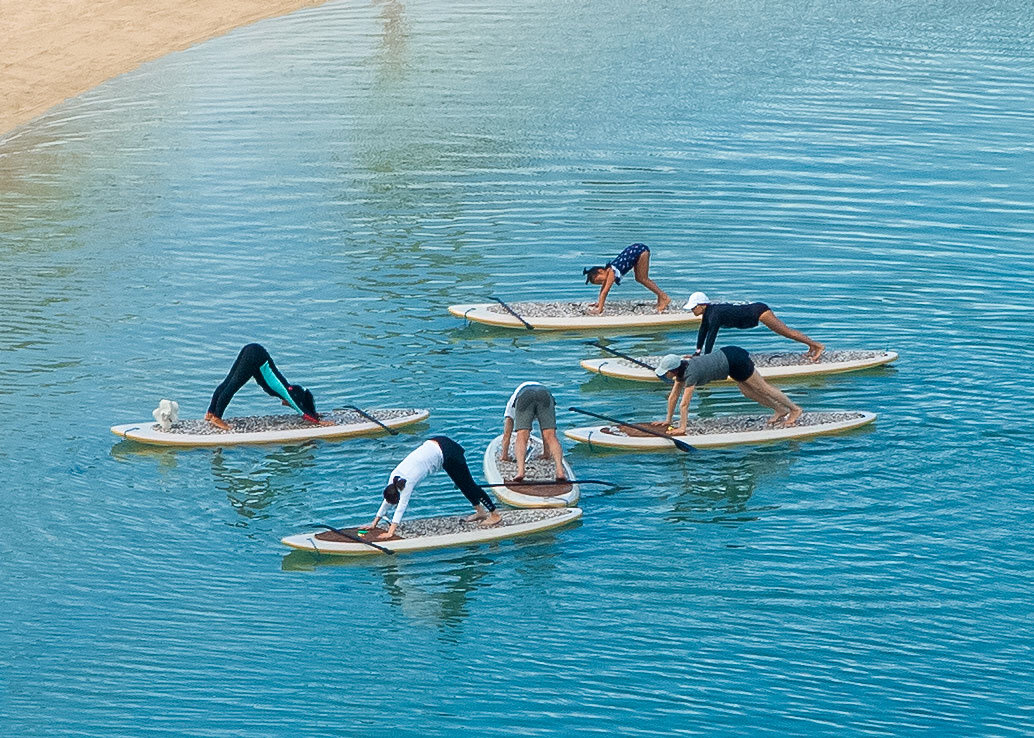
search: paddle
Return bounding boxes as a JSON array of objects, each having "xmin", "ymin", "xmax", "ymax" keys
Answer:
[
  {"xmin": 568, "ymin": 406, "xmax": 695, "ymax": 453},
  {"xmin": 337, "ymin": 405, "xmax": 399, "ymax": 436},
  {"xmin": 587, "ymin": 341, "xmax": 657, "ymax": 371},
  {"xmin": 479, "ymin": 479, "xmax": 612, "ymax": 488},
  {"xmin": 489, "ymin": 296, "xmax": 534, "ymax": 330},
  {"xmin": 311, "ymin": 524, "xmax": 396, "ymax": 555}
]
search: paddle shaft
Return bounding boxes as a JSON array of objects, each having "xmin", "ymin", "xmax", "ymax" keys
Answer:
[
  {"xmin": 568, "ymin": 406, "xmax": 694, "ymax": 453},
  {"xmin": 489, "ymin": 296, "xmax": 534, "ymax": 330},
  {"xmin": 312, "ymin": 524, "xmax": 395, "ymax": 555},
  {"xmin": 343, "ymin": 405, "xmax": 399, "ymax": 435},
  {"xmin": 588, "ymin": 342, "xmax": 659, "ymax": 372}
]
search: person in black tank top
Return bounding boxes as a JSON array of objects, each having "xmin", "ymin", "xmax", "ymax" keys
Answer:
[{"xmin": 686, "ymin": 292, "xmax": 825, "ymax": 360}]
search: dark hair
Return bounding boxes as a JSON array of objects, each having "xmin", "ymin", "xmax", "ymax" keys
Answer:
[
  {"xmin": 673, "ymin": 360, "xmax": 689, "ymax": 383},
  {"xmin": 383, "ymin": 476, "xmax": 404, "ymax": 505},
  {"xmin": 287, "ymin": 385, "xmax": 318, "ymax": 418},
  {"xmin": 583, "ymin": 266, "xmax": 606, "ymax": 284}
]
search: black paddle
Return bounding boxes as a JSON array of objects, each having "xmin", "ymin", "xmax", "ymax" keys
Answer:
[
  {"xmin": 568, "ymin": 406, "xmax": 695, "ymax": 453},
  {"xmin": 489, "ymin": 296, "xmax": 534, "ymax": 330},
  {"xmin": 479, "ymin": 479, "xmax": 612, "ymax": 488},
  {"xmin": 587, "ymin": 341, "xmax": 657, "ymax": 371},
  {"xmin": 339, "ymin": 405, "xmax": 399, "ymax": 436},
  {"xmin": 311, "ymin": 524, "xmax": 396, "ymax": 555}
]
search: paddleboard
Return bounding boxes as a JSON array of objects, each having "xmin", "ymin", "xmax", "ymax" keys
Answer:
[
  {"xmin": 482, "ymin": 434, "xmax": 579, "ymax": 508},
  {"xmin": 565, "ymin": 411, "xmax": 876, "ymax": 450},
  {"xmin": 111, "ymin": 408, "xmax": 430, "ymax": 447},
  {"xmin": 581, "ymin": 350, "xmax": 899, "ymax": 383},
  {"xmin": 281, "ymin": 507, "xmax": 583, "ymax": 556},
  {"xmin": 449, "ymin": 300, "xmax": 701, "ymax": 331}
]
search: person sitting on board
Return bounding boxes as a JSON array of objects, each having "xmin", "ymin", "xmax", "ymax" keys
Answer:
[
  {"xmin": 583, "ymin": 242, "xmax": 671, "ymax": 314},
  {"xmin": 205, "ymin": 343, "xmax": 333, "ymax": 430},
  {"xmin": 500, "ymin": 382, "xmax": 567, "ymax": 482},
  {"xmin": 654, "ymin": 347, "xmax": 803, "ymax": 431},
  {"xmin": 366, "ymin": 435, "xmax": 502, "ymax": 541},
  {"xmin": 686, "ymin": 292, "xmax": 825, "ymax": 361}
]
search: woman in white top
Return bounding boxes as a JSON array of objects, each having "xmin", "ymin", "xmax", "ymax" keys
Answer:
[
  {"xmin": 367, "ymin": 436, "xmax": 501, "ymax": 540},
  {"xmin": 501, "ymin": 382, "xmax": 566, "ymax": 482}
]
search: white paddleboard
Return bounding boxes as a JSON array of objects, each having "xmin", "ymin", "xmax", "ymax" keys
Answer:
[
  {"xmin": 111, "ymin": 408, "xmax": 430, "ymax": 447},
  {"xmin": 449, "ymin": 300, "xmax": 701, "ymax": 331},
  {"xmin": 281, "ymin": 507, "xmax": 583, "ymax": 556},
  {"xmin": 581, "ymin": 350, "xmax": 898, "ymax": 383},
  {"xmin": 565, "ymin": 411, "xmax": 876, "ymax": 450},
  {"xmin": 482, "ymin": 434, "xmax": 579, "ymax": 508}
]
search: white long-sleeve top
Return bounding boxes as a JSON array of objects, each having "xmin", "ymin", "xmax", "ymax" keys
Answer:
[
  {"xmin": 503, "ymin": 381, "xmax": 545, "ymax": 420},
  {"xmin": 375, "ymin": 439, "xmax": 444, "ymax": 525}
]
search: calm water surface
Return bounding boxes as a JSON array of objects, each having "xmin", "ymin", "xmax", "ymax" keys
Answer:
[{"xmin": 2, "ymin": 0, "xmax": 1033, "ymax": 735}]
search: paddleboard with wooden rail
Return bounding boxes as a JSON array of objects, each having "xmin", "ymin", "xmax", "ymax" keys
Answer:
[
  {"xmin": 565, "ymin": 411, "xmax": 876, "ymax": 450},
  {"xmin": 581, "ymin": 350, "xmax": 899, "ymax": 383},
  {"xmin": 449, "ymin": 301, "xmax": 701, "ymax": 331},
  {"xmin": 281, "ymin": 507, "xmax": 583, "ymax": 556},
  {"xmin": 483, "ymin": 434, "xmax": 579, "ymax": 508},
  {"xmin": 111, "ymin": 408, "xmax": 430, "ymax": 447}
]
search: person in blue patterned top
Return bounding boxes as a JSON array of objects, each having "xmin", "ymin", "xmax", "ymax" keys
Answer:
[{"xmin": 583, "ymin": 242, "xmax": 671, "ymax": 314}]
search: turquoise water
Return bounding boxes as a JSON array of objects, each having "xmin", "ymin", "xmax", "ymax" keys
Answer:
[{"xmin": 2, "ymin": 0, "xmax": 1034, "ymax": 734}]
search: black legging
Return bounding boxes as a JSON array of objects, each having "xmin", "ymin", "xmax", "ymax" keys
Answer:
[
  {"xmin": 431, "ymin": 435, "xmax": 496, "ymax": 512},
  {"xmin": 207, "ymin": 343, "xmax": 294, "ymax": 418}
]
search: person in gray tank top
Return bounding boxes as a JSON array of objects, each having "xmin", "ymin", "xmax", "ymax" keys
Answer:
[{"xmin": 653, "ymin": 346, "xmax": 803, "ymax": 433}]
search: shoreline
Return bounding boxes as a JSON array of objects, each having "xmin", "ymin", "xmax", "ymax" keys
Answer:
[{"xmin": 0, "ymin": 0, "xmax": 328, "ymax": 138}]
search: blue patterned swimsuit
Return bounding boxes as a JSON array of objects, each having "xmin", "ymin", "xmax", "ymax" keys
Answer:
[{"xmin": 606, "ymin": 243, "xmax": 649, "ymax": 284}]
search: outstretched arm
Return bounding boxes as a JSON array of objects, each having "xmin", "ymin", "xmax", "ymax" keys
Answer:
[
  {"xmin": 501, "ymin": 416, "xmax": 515, "ymax": 460},
  {"xmin": 671, "ymin": 385, "xmax": 696, "ymax": 434},
  {"xmin": 588, "ymin": 271, "xmax": 617, "ymax": 314},
  {"xmin": 665, "ymin": 382, "xmax": 682, "ymax": 425}
]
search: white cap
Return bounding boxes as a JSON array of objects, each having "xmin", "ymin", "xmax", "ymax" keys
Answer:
[
  {"xmin": 683, "ymin": 291, "xmax": 710, "ymax": 311},
  {"xmin": 654, "ymin": 354, "xmax": 683, "ymax": 377}
]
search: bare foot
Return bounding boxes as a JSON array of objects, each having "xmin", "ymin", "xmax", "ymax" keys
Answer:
[
  {"xmin": 767, "ymin": 413, "xmax": 788, "ymax": 428},
  {"xmin": 807, "ymin": 343, "xmax": 825, "ymax": 362},
  {"xmin": 783, "ymin": 407, "xmax": 803, "ymax": 427},
  {"xmin": 512, "ymin": 474, "xmax": 525, "ymax": 483},
  {"xmin": 479, "ymin": 512, "xmax": 503, "ymax": 528},
  {"xmin": 318, "ymin": 419, "xmax": 336, "ymax": 427},
  {"xmin": 656, "ymin": 296, "xmax": 671, "ymax": 313},
  {"xmin": 207, "ymin": 414, "xmax": 231, "ymax": 431},
  {"xmin": 500, "ymin": 454, "xmax": 512, "ymax": 462},
  {"xmin": 555, "ymin": 473, "xmax": 568, "ymax": 482},
  {"xmin": 464, "ymin": 511, "xmax": 488, "ymax": 522}
]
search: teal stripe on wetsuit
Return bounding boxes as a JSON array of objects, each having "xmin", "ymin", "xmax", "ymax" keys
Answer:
[{"xmin": 259, "ymin": 361, "xmax": 304, "ymax": 415}]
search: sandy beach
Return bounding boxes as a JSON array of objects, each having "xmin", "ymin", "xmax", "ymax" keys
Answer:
[{"xmin": 0, "ymin": 0, "xmax": 327, "ymax": 137}]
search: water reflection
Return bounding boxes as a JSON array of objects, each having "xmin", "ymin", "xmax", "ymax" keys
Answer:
[
  {"xmin": 664, "ymin": 446, "xmax": 794, "ymax": 526},
  {"xmin": 282, "ymin": 532, "xmax": 567, "ymax": 632},
  {"xmin": 209, "ymin": 444, "xmax": 320, "ymax": 521}
]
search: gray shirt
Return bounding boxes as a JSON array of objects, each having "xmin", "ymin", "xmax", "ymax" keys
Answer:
[{"xmin": 681, "ymin": 350, "xmax": 730, "ymax": 387}]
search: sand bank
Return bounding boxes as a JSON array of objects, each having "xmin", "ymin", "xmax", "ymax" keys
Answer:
[{"xmin": 0, "ymin": 0, "xmax": 327, "ymax": 137}]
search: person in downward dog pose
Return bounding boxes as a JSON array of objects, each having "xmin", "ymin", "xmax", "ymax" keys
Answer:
[
  {"xmin": 654, "ymin": 347, "xmax": 803, "ymax": 431},
  {"xmin": 500, "ymin": 382, "xmax": 566, "ymax": 482},
  {"xmin": 367, "ymin": 436, "xmax": 501, "ymax": 540},
  {"xmin": 686, "ymin": 292, "xmax": 824, "ymax": 361},
  {"xmin": 583, "ymin": 242, "xmax": 671, "ymax": 314},
  {"xmin": 205, "ymin": 343, "xmax": 331, "ymax": 430}
]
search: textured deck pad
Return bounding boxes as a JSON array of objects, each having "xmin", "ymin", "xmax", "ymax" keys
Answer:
[
  {"xmin": 449, "ymin": 301, "xmax": 701, "ymax": 331},
  {"xmin": 565, "ymin": 411, "xmax": 876, "ymax": 450},
  {"xmin": 483, "ymin": 433, "xmax": 580, "ymax": 508},
  {"xmin": 581, "ymin": 350, "xmax": 898, "ymax": 382},
  {"xmin": 111, "ymin": 408, "xmax": 429, "ymax": 447}
]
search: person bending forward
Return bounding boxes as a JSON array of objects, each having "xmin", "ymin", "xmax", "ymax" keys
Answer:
[
  {"xmin": 367, "ymin": 436, "xmax": 501, "ymax": 540},
  {"xmin": 500, "ymin": 382, "xmax": 566, "ymax": 481},
  {"xmin": 206, "ymin": 343, "xmax": 331, "ymax": 430},
  {"xmin": 583, "ymin": 242, "xmax": 671, "ymax": 314},
  {"xmin": 654, "ymin": 347, "xmax": 803, "ymax": 431}
]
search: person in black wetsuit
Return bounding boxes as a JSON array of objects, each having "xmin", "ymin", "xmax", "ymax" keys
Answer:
[
  {"xmin": 205, "ymin": 343, "xmax": 331, "ymax": 430},
  {"xmin": 686, "ymin": 292, "xmax": 825, "ymax": 361}
]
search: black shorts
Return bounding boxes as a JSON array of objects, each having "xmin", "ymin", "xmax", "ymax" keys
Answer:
[{"xmin": 719, "ymin": 346, "xmax": 755, "ymax": 382}]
